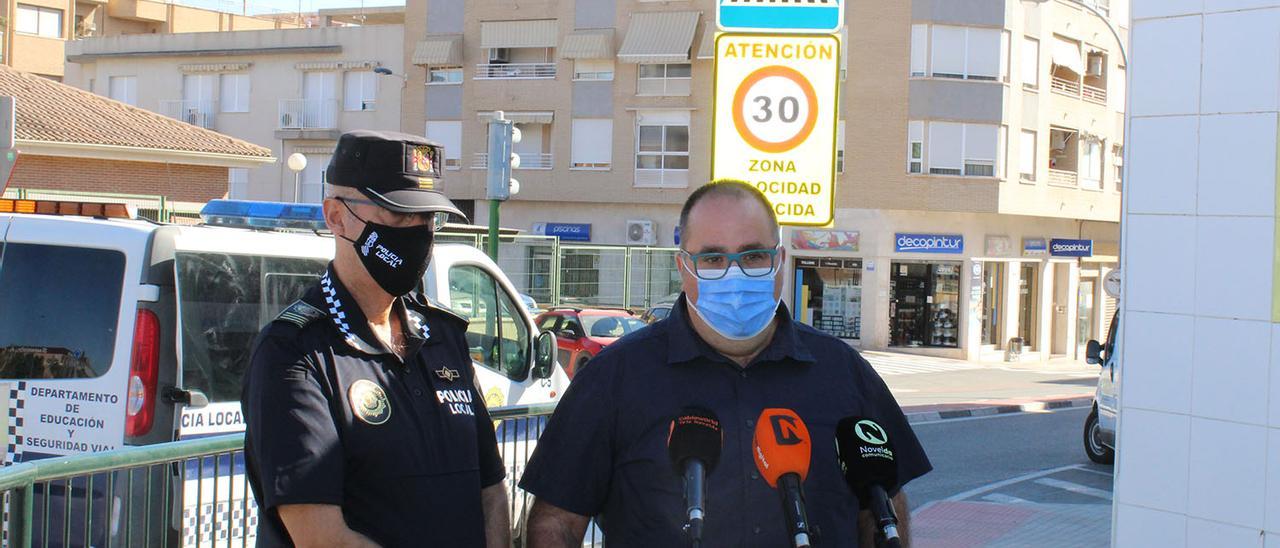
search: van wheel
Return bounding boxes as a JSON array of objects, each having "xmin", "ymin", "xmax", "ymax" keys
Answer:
[{"xmin": 1084, "ymin": 408, "xmax": 1115, "ymax": 465}]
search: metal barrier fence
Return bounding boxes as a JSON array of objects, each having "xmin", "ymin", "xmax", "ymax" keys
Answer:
[
  {"xmin": 0, "ymin": 403, "xmax": 604, "ymax": 547},
  {"xmin": 3, "ymin": 188, "xmax": 204, "ymax": 224}
]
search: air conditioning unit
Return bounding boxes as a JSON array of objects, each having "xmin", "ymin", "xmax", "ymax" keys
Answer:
[
  {"xmin": 625, "ymin": 220, "xmax": 656, "ymax": 246},
  {"xmin": 361, "ymin": 100, "xmax": 375, "ymax": 111},
  {"xmin": 488, "ymin": 47, "xmax": 510, "ymax": 64},
  {"xmin": 1086, "ymin": 54, "xmax": 1105, "ymax": 77}
]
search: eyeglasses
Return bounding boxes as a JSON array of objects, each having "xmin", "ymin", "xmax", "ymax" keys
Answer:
[
  {"xmin": 680, "ymin": 246, "xmax": 781, "ymax": 280},
  {"xmin": 336, "ymin": 197, "xmax": 450, "ymax": 230}
]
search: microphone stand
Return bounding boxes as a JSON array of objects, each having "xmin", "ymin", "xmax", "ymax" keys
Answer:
[
  {"xmin": 683, "ymin": 460, "xmax": 706, "ymax": 548},
  {"xmin": 869, "ymin": 486, "xmax": 901, "ymax": 548}
]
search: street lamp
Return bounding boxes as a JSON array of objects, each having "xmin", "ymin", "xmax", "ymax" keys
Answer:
[
  {"xmin": 287, "ymin": 153, "xmax": 307, "ymax": 203},
  {"xmin": 373, "ymin": 66, "xmax": 409, "ymax": 82}
]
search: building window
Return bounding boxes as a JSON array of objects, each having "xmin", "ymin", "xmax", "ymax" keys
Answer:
[
  {"xmin": 929, "ymin": 25, "xmax": 1004, "ymax": 81},
  {"xmin": 634, "ymin": 111, "xmax": 689, "ymax": 188},
  {"xmin": 109, "ymin": 75, "xmax": 137, "ymax": 106},
  {"xmin": 220, "ymin": 74, "xmax": 250, "ymax": 113},
  {"xmin": 573, "ymin": 59, "xmax": 614, "ymax": 81},
  {"xmin": 428, "ymin": 66, "xmax": 463, "ymax": 84},
  {"xmin": 1019, "ymin": 129, "xmax": 1037, "ymax": 182},
  {"xmin": 299, "ymin": 154, "xmax": 330, "ymax": 203},
  {"xmin": 425, "ymin": 121, "xmax": 462, "ymax": 170},
  {"xmin": 571, "ymin": 118, "xmax": 613, "ymax": 170},
  {"xmin": 16, "ymin": 5, "xmax": 61, "ymax": 38},
  {"xmin": 1113, "ymin": 144, "xmax": 1123, "ymax": 192},
  {"xmin": 836, "ymin": 120, "xmax": 846, "ymax": 174},
  {"xmin": 343, "ymin": 71, "xmax": 377, "ymax": 111},
  {"xmin": 910, "ymin": 24, "xmax": 927, "ymax": 77},
  {"xmin": 919, "ymin": 121, "xmax": 999, "ymax": 177},
  {"xmin": 1081, "ymin": 137, "xmax": 1103, "ymax": 190},
  {"xmin": 1021, "ymin": 37, "xmax": 1039, "ymax": 90},
  {"xmin": 228, "ymin": 168, "xmax": 249, "ymax": 199},
  {"xmin": 907, "ymin": 121, "xmax": 923, "ymax": 174},
  {"xmin": 637, "ymin": 63, "xmax": 691, "ymax": 96}
]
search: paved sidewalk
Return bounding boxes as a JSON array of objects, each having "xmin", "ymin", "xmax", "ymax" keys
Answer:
[{"xmin": 913, "ymin": 500, "xmax": 1111, "ymax": 547}]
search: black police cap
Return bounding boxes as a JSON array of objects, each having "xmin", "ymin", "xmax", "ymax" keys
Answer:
[{"xmin": 327, "ymin": 130, "xmax": 465, "ymax": 219}]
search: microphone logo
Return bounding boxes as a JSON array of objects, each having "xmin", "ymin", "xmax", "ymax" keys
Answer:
[
  {"xmin": 855, "ymin": 420, "xmax": 889, "ymax": 446},
  {"xmin": 771, "ymin": 414, "xmax": 806, "ymax": 446}
]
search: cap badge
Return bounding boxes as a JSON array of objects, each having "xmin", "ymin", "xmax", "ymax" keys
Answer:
[
  {"xmin": 349, "ymin": 379, "xmax": 391, "ymax": 425},
  {"xmin": 435, "ymin": 367, "xmax": 461, "ymax": 382},
  {"xmin": 410, "ymin": 146, "xmax": 435, "ymax": 174}
]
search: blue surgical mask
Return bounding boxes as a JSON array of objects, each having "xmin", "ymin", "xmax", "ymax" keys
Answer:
[{"xmin": 684, "ymin": 263, "xmax": 780, "ymax": 340}]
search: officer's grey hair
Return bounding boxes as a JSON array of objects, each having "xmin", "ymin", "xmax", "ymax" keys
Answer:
[
  {"xmin": 677, "ymin": 180, "xmax": 780, "ymax": 248},
  {"xmin": 325, "ymin": 185, "xmax": 361, "ymax": 200}
]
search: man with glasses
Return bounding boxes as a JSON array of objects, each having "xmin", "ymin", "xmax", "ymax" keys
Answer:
[
  {"xmin": 242, "ymin": 131, "xmax": 509, "ymax": 547},
  {"xmin": 520, "ymin": 180, "xmax": 931, "ymax": 546}
]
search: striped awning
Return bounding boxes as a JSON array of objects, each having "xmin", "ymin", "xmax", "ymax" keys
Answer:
[
  {"xmin": 1052, "ymin": 36, "xmax": 1084, "ymax": 74},
  {"xmin": 295, "ymin": 60, "xmax": 380, "ymax": 71},
  {"xmin": 477, "ymin": 111, "xmax": 554, "ymax": 124},
  {"xmin": 480, "ymin": 19, "xmax": 559, "ymax": 49},
  {"xmin": 180, "ymin": 62, "xmax": 251, "ymax": 73},
  {"xmin": 618, "ymin": 11, "xmax": 700, "ymax": 64},
  {"xmin": 695, "ymin": 22, "xmax": 715, "ymax": 60},
  {"xmin": 412, "ymin": 35, "xmax": 463, "ymax": 65},
  {"xmin": 560, "ymin": 29, "xmax": 614, "ymax": 59}
]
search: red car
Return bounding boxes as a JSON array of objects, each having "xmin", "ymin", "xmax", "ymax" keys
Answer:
[{"xmin": 535, "ymin": 307, "xmax": 649, "ymax": 377}]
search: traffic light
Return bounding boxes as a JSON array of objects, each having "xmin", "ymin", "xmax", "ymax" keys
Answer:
[{"xmin": 486, "ymin": 115, "xmax": 521, "ymax": 201}]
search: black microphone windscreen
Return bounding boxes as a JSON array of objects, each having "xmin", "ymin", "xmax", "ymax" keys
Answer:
[
  {"xmin": 835, "ymin": 417, "xmax": 898, "ymax": 494},
  {"xmin": 668, "ymin": 406, "xmax": 723, "ymax": 474}
]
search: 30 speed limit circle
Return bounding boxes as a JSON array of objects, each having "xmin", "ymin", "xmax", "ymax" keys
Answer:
[{"xmin": 732, "ymin": 65, "xmax": 818, "ymax": 154}]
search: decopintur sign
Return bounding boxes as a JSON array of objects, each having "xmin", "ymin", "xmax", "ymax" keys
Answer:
[{"xmin": 712, "ymin": 34, "xmax": 841, "ymax": 226}]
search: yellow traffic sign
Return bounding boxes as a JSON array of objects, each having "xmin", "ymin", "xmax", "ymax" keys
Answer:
[{"xmin": 712, "ymin": 33, "xmax": 840, "ymax": 226}]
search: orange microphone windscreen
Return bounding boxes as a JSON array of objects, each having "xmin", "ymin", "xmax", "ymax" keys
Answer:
[{"xmin": 752, "ymin": 408, "xmax": 812, "ymax": 487}]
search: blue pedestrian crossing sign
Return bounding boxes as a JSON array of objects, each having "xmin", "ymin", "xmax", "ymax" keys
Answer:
[{"xmin": 717, "ymin": 0, "xmax": 843, "ymax": 34}]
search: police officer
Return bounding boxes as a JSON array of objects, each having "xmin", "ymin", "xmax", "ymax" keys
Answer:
[
  {"xmin": 520, "ymin": 180, "xmax": 931, "ymax": 547},
  {"xmin": 242, "ymin": 130, "xmax": 509, "ymax": 548}
]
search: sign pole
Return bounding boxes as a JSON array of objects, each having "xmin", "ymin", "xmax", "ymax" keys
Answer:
[{"xmin": 0, "ymin": 96, "xmax": 17, "ymax": 194}]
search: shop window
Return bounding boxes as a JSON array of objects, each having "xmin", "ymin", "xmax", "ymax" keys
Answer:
[
  {"xmin": 1018, "ymin": 263, "xmax": 1039, "ymax": 349},
  {"xmin": 981, "ymin": 262, "xmax": 1006, "ymax": 346},
  {"xmin": 889, "ymin": 261, "xmax": 961, "ymax": 348},
  {"xmin": 793, "ymin": 258, "xmax": 863, "ymax": 340}
]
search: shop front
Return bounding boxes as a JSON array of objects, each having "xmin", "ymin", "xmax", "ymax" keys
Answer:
[
  {"xmin": 888, "ymin": 233, "xmax": 965, "ymax": 349},
  {"xmin": 789, "ymin": 229, "xmax": 863, "ymax": 341}
]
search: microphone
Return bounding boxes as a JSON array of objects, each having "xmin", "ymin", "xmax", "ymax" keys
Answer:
[
  {"xmin": 835, "ymin": 417, "xmax": 902, "ymax": 548},
  {"xmin": 667, "ymin": 407, "xmax": 722, "ymax": 546},
  {"xmin": 752, "ymin": 408, "xmax": 814, "ymax": 548}
]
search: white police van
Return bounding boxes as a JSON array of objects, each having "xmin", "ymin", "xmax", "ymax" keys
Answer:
[
  {"xmin": 0, "ymin": 197, "xmax": 565, "ymax": 545},
  {"xmin": 1083, "ymin": 309, "xmax": 1119, "ymax": 465}
]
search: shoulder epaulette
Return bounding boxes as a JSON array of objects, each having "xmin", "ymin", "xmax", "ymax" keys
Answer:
[{"xmin": 274, "ymin": 299, "xmax": 327, "ymax": 328}]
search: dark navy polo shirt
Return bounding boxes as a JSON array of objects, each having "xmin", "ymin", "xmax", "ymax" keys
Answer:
[
  {"xmin": 519, "ymin": 295, "xmax": 931, "ymax": 547},
  {"xmin": 242, "ymin": 265, "xmax": 505, "ymax": 547}
]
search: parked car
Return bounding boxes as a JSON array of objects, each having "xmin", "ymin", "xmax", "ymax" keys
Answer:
[
  {"xmin": 535, "ymin": 307, "xmax": 649, "ymax": 377},
  {"xmin": 640, "ymin": 301, "xmax": 674, "ymax": 324},
  {"xmin": 1083, "ymin": 310, "xmax": 1120, "ymax": 465},
  {"xmin": 519, "ymin": 292, "xmax": 545, "ymax": 316}
]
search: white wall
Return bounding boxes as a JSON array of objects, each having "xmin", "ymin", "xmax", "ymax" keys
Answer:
[{"xmin": 1115, "ymin": 1, "xmax": 1280, "ymax": 544}]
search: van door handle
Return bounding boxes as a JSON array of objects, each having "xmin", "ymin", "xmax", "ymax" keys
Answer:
[{"xmin": 163, "ymin": 387, "xmax": 209, "ymax": 409}]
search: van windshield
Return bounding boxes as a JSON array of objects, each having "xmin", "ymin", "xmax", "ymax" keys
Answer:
[{"xmin": 175, "ymin": 252, "xmax": 328, "ymax": 403}]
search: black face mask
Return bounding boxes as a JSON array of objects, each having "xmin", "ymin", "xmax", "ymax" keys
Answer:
[{"xmin": 339, "ymin": 199, "xmax": 434, "ymax": 296}]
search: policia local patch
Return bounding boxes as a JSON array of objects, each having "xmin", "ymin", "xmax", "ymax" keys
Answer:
[{"xmin": 349, "ymin": 379, "xmax": 391, "ymax": 425}]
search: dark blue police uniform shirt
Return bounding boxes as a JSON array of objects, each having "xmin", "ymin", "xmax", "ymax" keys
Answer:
[
  {"xmin": 519, "ymin": 295, "xmax": 931, "ymax": 547},
  {"xmin": 242, "ymin": 265, "xmax": 505, "ymax": 547}
]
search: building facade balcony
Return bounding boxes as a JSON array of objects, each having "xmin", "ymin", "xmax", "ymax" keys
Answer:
[
  {"xmin": 159, "ymin": 99, "xmax": 217, "ymax": 130},
  {"xmin": 474, "ymin": 63, "xmax": 556, "ymax": 80},
  {"xmin": 471, "ymin": 152, "xmax": 554, "ymax": 170}
]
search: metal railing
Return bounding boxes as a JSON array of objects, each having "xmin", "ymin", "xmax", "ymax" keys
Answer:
[
  {"xmin": 1082, "ymin": 83, "xmax": 1108, "ymax": 104},
  {"xmin": 277, "ymin": 99, "xmax": 337, "ymax": 130},
  {"xmin": 471, "ymin": 152, "xmax": 555, "ymax": 170},
  {"xmin": 1051, "ymin": 74, "xmax": 1082, "ymax": 96},
  {"xmin": 475, "ymin": 63, "xmax": 557, "ymax": 80},
  {"xmin": 0, "ymin": 403, "xmax": 606, "ymax": 547},
  {"xmin": 1048, "ymin": 168, "xmax": 1079, "ymax": 187},
  {"xmin": 159, "ymin": 100, "xmax": 218, "ymax": 130},
  {"xmin": 3, "ymin": 188, "xmax": 203, "ymax": 223}
]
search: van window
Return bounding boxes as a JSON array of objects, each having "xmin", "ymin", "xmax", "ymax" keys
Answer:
[
  {"xmin": 448, "ymin": 265, "xmax": 529, "ymax": 379},
  {"xmin": 175, "ymin": 252, "xmax": 328, "ymax": 403},
  {"xmin": 0, "ymin": 243, "xmax": 125, "ymax": 379}
]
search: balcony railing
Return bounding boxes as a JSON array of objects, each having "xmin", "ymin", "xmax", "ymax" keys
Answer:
[
  {"xmin": 1082, "ymin": 83, "xmax": 1107, "ymax": 104},
  {"xmin": 474, "ymin": 63, "xmax": 557, "ymax": 80},
  {"xmin": 278, "ymin": 99, "xmax": 338, "ymax": 130},
  {"xmin": 1051, "ymin": 75, "xmax": 1082, "ymax": 97},
  {"xmin": 159, "ymin": 99, "xmax": 217, "ymax": 130},
  {"xmin": 471, "ymin": 152, "xmax": 554, "ymax": 170},
  {"xmin": 1048, "ymin": 168, "xmax": 1079, "ymax": 187}
]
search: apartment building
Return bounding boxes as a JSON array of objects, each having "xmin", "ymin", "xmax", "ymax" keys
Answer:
[
  {"xmin": 403, "ymin": 0, "xmax": 1125, "ymax": 362},
  {"xmin": 64, "ymin": 17, "xmax": 405, "ymax": 202},
  {"xmin": 1, "ymin": 0, "xmax": 295, "ymax": 79}
]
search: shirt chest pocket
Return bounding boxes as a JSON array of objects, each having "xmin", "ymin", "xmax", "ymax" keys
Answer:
[{"xmin": 343, "ymin": 382, "xmax": 481, "ymax": 480}]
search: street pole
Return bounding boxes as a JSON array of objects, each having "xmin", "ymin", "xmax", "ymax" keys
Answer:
[
  {"xmin": 0, "ymin": 96, "xmax": 17, "ymax": 195},
  {"xmin": 486, "ymin": 111, "xmax": 520, "ymax": 260}
]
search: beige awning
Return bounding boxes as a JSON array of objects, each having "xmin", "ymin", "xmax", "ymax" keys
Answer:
[
  {"xmin": 480, "ymin": 20, "xmax": 558, "ymax": 49},
  {"xmin": 477, "ymin": 111, "xmax": 554, "ymax": 124},
  {"xmin": 695, "ymin": 22, "xmax": 715, "ymax": 60},
  {"xmin": 1052, "ymin": 36, "xmax": 1084, "ymax": 74},
  {"xmin": 412, "ymin": 35, "xmax": 463, "ymax": 65},
  {"xmin": 560, "ymin": 29, "xmax": 614, "ymax": 59},
  {"xmin": 618, "ymin": 11, "xmax": 700, "ymax": 64}
]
